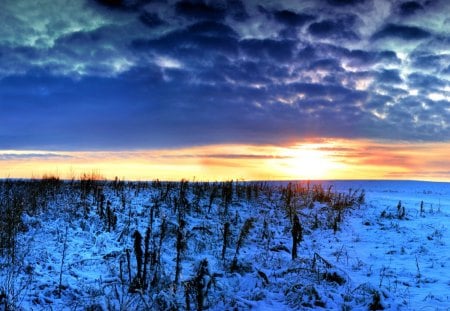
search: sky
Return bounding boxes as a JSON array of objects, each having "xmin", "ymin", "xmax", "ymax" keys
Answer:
[{"xmin": 0, "ymin": 0, "xmax": 449, "ymax": 181}]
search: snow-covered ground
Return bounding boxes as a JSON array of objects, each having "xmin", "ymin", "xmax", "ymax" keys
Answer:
[
  {"xmin": 1, "ymin": 179, "xmax": 449, "ymax": 310},
  {"xmin": 321, "ymin": 181, "xmax": 450, "ymax": 309}
]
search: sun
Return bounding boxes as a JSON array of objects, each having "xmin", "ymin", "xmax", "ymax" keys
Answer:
[{"xmin": 278, "ymin": 144, "xmax": 341, "ymax": 180}]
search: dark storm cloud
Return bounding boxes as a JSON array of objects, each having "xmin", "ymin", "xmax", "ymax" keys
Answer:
[
  {"xmin": 273, "ymin": 10, "xmax": 315, "ymax": 27},
  {"xmin": 372, "ymin": 24, "xmax": 431, "ymax": 40},
  {"xmin": 339, "ymin": 49, "xmax": 400, "ymax": 67},
  {"xmin": 175, "ymin": 1, "xmax": 227, "ymax": 20},
  {"xmin": 93, "ymin": 0, "xmax": 152, "ymax": 11},
  {"xmin": 139, "ymin": 12, "xmax": 165, "ymax": 27},
  {"xmin": 410, "ymin": 53, "xmax": 450, "ymax": 71},
  {"xmin": 309, "ymin": 59, "xmax": 342, "ymax": 71},
  {"xmin": 377, "ymin": 69, "xmax": 403, "ymax": 84},
  {"xmin": 226, "ymin": 0, "xmax": 249, "ymax": 21},
  {"xmin": 407, "ymin": 73, "xmax": 446, "ymax": 90},
  {"xmin": 239, "ymin": 39, "xmax": 296, "ymax": 62},
  {"xmin": 132, "ymin": 21, "xmax": 239, "ymax": 59},
  {"xmin": 187, "ymin": 21, "xmax": 238, "ymax": 38},
  {"xmin": 94, "ymin": 0, "xmax": 132, "ymax": 10},
  {"xmin": 326, "ymin": 0, "xmax": 367, "ymax": 6},
  {"xmin": 0, "ymin": 0, "xmax": 449, "ymax": 150},
  {"xmin": 398, "ymin": 1, "xmax": 424, "ymax": 16},
  {"xmin": 308, "ymin": 17, "xmax": 359, "ymax": 40}
]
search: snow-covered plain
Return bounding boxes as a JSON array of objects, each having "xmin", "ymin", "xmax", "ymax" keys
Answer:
[{"xmin": 1, "ymin": 179, "xmax": 449, "ymax": 310}]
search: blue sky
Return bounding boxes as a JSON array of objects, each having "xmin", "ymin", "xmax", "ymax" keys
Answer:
[{"xmin": 0, "ymin": 0, "xmax": 449, "ymax": 180}]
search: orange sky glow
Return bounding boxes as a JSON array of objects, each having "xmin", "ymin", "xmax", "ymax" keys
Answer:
[{"xmin": 1, "ymin": 139, "xmax": 449, "ymax": 182}]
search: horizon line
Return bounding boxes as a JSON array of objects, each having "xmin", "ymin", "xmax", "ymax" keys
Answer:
[{"xmin": 1, "ymin": 176, "xmax": 448, "ymax": 184}]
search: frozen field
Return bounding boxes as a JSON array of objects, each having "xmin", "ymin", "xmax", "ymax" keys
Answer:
[
  {"xmin": 1, "ymin": 179, "xmax": 449, "ymax": 310},
  {"xmin": 322, "ymin": 180, "xmax": 450, "ymax": 309}
]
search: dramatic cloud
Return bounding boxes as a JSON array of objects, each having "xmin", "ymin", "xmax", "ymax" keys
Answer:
[
  {"xmin": 0, "ymin": 0, "xmax": 449, "ymax": 151},
  {"xmin": 273, "ymin": 10, "xmax": 315, "ymax": 27},
  {"xmin": 398, "ymin": 1, "xmax": 424, "ymax": 16},
  {"xmin": 372, "ymin": 23, "xmax": 431, "ymax": 40}
]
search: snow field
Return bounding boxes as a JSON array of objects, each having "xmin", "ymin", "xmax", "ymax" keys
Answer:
[{"xmin": 1, "ymin": 180, "xmax": 449, "ymax": 310}]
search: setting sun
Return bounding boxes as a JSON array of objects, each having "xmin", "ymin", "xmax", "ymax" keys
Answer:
[{"xmin": 276, "ymin": 144, "xmax": 344, "ymax": 180}]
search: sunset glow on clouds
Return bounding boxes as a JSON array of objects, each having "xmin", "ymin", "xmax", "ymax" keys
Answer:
[
  {"xmin": 0, "ymin": 0, "xmax": 449, "ymax": 181},
  {"xmin": 1, "ymin": 140, "xmax": 450, "ymax": 181}
]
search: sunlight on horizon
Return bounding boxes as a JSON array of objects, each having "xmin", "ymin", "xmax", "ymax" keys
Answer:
[
  {"xmin": 1, "ymin": 139, "xmax": 450, "ymax": 182},
  {"xmin": 276, "ymin": 143, "xmax": 348, "ymax": 180}
]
